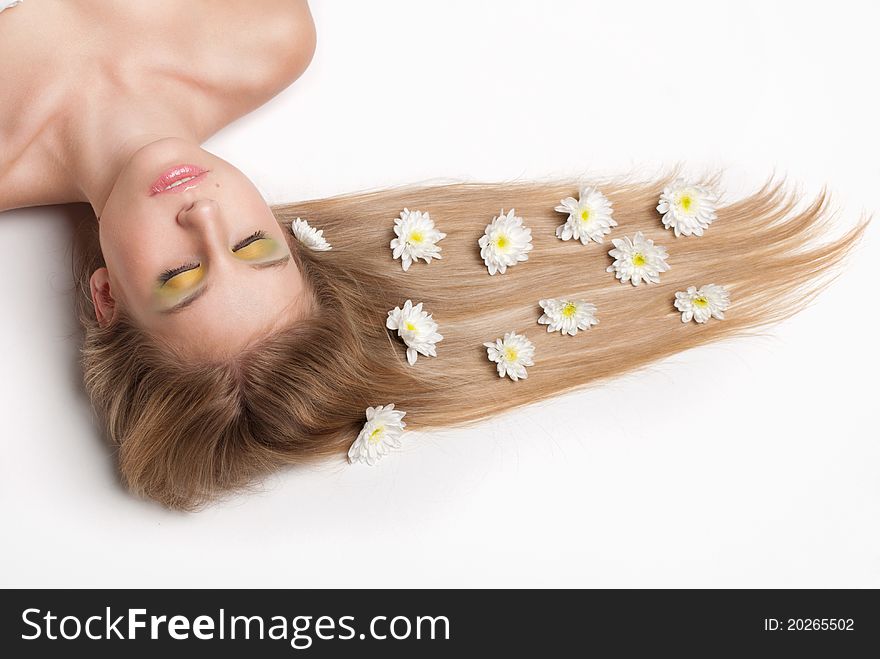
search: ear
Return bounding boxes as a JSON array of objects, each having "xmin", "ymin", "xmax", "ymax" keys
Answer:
[{"xmin": 89, "ymin": 267, "xmax": 118, "ymax": 327}]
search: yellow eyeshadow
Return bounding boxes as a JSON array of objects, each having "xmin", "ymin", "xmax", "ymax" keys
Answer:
[
  {"xmin": 234, "ymin": 237, "xmax": 278, "ymax": 261},
  {"xmin": 161, "ymin": 265, "xmax": 204, "ymax": 291}
]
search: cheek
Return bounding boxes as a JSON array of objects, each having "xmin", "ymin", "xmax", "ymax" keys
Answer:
[
  {"xmin": 99, "ymin": 219, "xmax": 162, "ymax": 300},
  {"xmin": 101, "ymin": 201, "xmax": 164, "ymax": 259}
]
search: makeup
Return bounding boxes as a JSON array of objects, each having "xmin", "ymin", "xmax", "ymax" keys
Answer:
[{"xmin": 149, "ymin": 164, "xmax": 209, "ymax": 196}]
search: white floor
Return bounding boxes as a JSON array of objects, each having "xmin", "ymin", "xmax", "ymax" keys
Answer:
[{"xmin": 1, "ymin": 1, "xmax": 877, "ymax": 587}]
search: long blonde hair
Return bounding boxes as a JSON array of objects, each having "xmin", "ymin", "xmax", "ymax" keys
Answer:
[{"xmin": 73, "ymin": 171, "xmax": 867, "ymax": 509}]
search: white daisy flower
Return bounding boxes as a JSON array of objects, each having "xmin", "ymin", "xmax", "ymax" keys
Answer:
[
  {"xmin": 657, "ymin": 178, "xmax": 718, "ymax": 237},
  {"xmin": 390, "ymin": 208, "xmax": 446, "ymax": 271},
  {"xmin": 606, "ymin": 231, "xmax": 670, "ymax": 286},
  {"xmin": 537, "ymin": 298, "xmax": 599, "ymax": 336},
  {"xmin": 290, "ymin": 217, "xmax": 332, "ymax": 251},
  {"xmin": 554, "ymin": 186, "xmax": 617, "ymax": 244},
  {"xmin": 386, "ymin": 299, "xmax": 444, "ymax": 365},
  {"xmin": 478, "ymin": 208, "xmax": 533, "ymax": 275},
  {"xmin": 483, "ymin": 331, "xmax": 535, "ymax": 381},
  {"xmin": 347, "ymin": 403, "xmax": 407, "ymax": 466},
  {"xmin": 674, "ymin": 284, "xmax": 731, "ymax": 323}
]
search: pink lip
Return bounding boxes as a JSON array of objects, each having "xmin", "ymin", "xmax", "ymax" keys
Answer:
[{"xmin": 149, "ymin": 164, "xmax": 209, "ymax": 196}]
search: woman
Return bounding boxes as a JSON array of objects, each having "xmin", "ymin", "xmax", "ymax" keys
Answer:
[
  {"xmin": 1, "ymin": 1, "xmax": 866, "ymax": 509},
  {"xmin": 1, "ymin": 0, "xmax": 317, "ymax": 349}
]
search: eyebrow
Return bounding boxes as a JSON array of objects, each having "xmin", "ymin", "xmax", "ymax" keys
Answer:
[{"xmin": 159, "ymin": 253, "xmax": 292, "ymax": 316}]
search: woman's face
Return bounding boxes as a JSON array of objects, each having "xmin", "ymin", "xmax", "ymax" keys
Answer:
[{"xmin": 92, "ymin": 137, "xmax": 308, "ymax": 359}]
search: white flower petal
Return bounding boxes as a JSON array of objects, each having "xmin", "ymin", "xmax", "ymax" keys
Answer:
[
  {"xmin": 537, "ymin": 298, "xmax": 599, "ymax": 336},
  {"xmin": 386, "ymin": 299, "xmax": 443, "ymax": 366},
  {"xmin": 484, "ymin": 331, "xmax": 535, "ymax": 381},
  {"xmin": 554, "ymin": 186, "xmax": 617, "ymax": 245},
  {"xmin": 348, "ymin": 404, "xmax": 408, "ymax": 465},
  {"xmin": 657, "ymin": 179, "xmax": 718, "ymax": 237},
  {"xmin": 673, "ymin": 284, "xmax": 731, "ymax": 324},
  {"xmin": 390, "ymin": 208, "xmax": 446, "ymax": 271},
  {"xmin": 479, "ymin": 209, "xmax": 533, "ymax": 275},
  {"xmin": 606, "ymin": 231, "xmax": 670, "ymax": 286},
  {"xmin": 290, "ymin": 218, "xmax": 332, "ymax": 251}
]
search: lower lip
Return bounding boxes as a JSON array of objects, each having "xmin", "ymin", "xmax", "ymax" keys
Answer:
[{"xmin": 149, "ymin": 164, "xmax": 209, "ymax": 196}]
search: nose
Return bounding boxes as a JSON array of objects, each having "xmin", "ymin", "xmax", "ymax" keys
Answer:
[{"xmin": 178, "ymin": 197, "xmax": 218, "ymax": 224}]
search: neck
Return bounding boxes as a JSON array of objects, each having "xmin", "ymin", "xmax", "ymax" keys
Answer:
[{"xmin": 59, "ymin": 80, "xmax": 203, "ymax": 217}]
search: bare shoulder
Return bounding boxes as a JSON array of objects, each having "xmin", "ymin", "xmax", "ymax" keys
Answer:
[
  {"xmin": 156, "ymin": 0, "xmax": 318, "ymax": 126},
  {"xmin": 264, "ymin": 0, "xmax": 318, "ymax": 70},
  {"xmin": 232, "ymin": 0, "xmax": 318, "ymax": 95}
]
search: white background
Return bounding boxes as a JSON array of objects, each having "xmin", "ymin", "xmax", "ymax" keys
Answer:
[{"xmin": 1, "ymin": 1, "xmax": 878, "ymax": 587}]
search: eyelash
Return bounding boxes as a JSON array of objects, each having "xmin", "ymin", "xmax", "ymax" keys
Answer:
[
  {"xmin": 158, "ymin": 230, "xmax": 268, "ymax": 284},
  {"xmin": 232, "ymin": 230, "xmax": 267, "ymax": 252}
]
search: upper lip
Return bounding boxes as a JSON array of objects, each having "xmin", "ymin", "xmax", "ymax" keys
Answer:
[{"xmin": 149, "ymin": 164, "xmax": 209, "ymax": 196}]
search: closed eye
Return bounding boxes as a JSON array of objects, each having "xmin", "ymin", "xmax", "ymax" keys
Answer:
[
  {"xmin": 232, "ymin": 229, "xmax": 282, "ymax": 261},
  {"xmin": 158, "ymin": 230, "xmax": 277, "ymax": 287},
  {"xmin": 159, "ymin": 262, "xmax": 201, "ymax": 287},
  {"xmin": 159, "ymin": 254, "xmax": 292, "ymax": 315},
  {"xmin": 232, "ymin": 230, "xmax": 267, "ymax": 252}
]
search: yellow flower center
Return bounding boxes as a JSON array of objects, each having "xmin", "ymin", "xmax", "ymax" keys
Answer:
[
  {"xmin": 561, "ymin": 302, "xmax": 577, "ymax": 317},
  {"xmin": 679, "ymin": 195, "xmax": 694, "ymax": 212},
  {"xmin": 409, "ymin": 231, "xmax": 424, "ymax": 243},
  {"xmin": 495, "ymin": 235, "xmax": 509, "ymax": 249},
  {"xmin": 504, "ymin": 347, "xmax": 518, "ymax": 362},
  {"xmin": 693, "ymin": 296, "xmax": 709, "ymax": 308},
  {"xmin": 368, "ymin": 426, "xmax": 384, "ymax": 444},
  {"xmin": 632, "ymin": 252, "xmax": 647, "ymax": 267},
  {"xmin": 404, "ymin": 321, "xmax": 416, "ymax": 331},
  {"xmin": 579, "ymin": 208, "xmax": 591, "ymax": 222}
]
